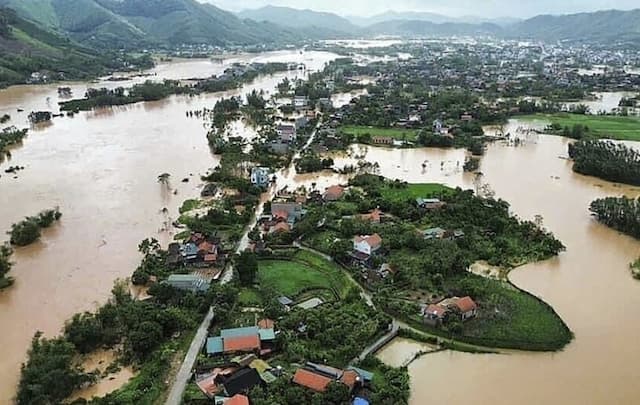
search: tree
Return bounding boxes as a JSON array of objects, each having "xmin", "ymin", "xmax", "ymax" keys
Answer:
[
  {"xmin": 157, "ymin": 172, "xmax": 171, "ymax": 188},
  {"xmin": 236, "ymin": 251, "xmax": 258, "ymax": 286},
  {"xmin": 127, "ymin": 321, "xmax": 163, "ymax": 358},
  {"xmin": 324, "ymin": 382, "xmax": 350, "ymax": 404},
  {"xmin": 9, "ymin": 219, "xmax": 41, "ymax": 246}
]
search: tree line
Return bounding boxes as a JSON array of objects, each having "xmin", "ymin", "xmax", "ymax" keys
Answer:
[
  {"xmin": 8, "ymin": 208, "xmax": 62, "ymax": 246},
  {"xmin": 590, "ymin": 196, "xmax": 640, "ymax": 239},
  {"xmin": 568, "ymin": 140, "xmax": 640, "ymax": 186}
]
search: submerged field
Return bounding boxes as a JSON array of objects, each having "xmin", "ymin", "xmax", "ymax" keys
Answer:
[{"xmin": 521, "ymin": 113, "xmax": 640, "ymax": 141}]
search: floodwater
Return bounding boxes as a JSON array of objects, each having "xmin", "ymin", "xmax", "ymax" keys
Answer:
[
  {"xmin": 372, "ymin": 121, "xmax": 640, "ymax": 404},
  {"xmin": 3, "ymin": 47, "xmax": 640, "ymax": 405},
  {"xmin": 0, "ymin": 50, "xmax": 337, "ymax": 402}
]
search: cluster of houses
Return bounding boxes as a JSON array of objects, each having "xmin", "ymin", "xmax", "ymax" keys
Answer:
[
  {"xmin": 163, "ymin": 232, "xmax": 226, "ymax": 292},
  {"xmin": 422, "ymin": 296, "xmax": 478, "ymax": 326},
  {"xmin": 260, "ymin": 197, "xmax": 306, "ymax": 235},
  {"xmin": 196, "ymin": 322, "xmax": 279, "ymax": 400},
  {"xmin": 292, "ymin": 362, "xmax": 374, "ymax": 404}
]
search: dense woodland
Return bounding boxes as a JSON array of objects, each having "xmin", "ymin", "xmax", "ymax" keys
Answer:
[{"xmin": 568, "ymin": 140, "xmax": 640, "ymax": 186}]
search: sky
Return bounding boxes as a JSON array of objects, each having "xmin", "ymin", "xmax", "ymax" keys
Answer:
[{"xmin": 205, "ymin": 0, "xmax": 640, "ymax": 18}]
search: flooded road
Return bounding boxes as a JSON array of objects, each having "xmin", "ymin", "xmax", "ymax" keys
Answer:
[{"xmin": 0, "ymin": 50, "xmax": 337, "ymax": 401}]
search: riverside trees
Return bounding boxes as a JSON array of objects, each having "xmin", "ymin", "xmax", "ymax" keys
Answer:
[
  {"xmin": 590, "ymin": 196, "xmax": 640, "ymax": 239},
  {"xmin": 568, "ymin": 140, "xmax": 640, "ymax": 185},
  {"xmin": 9, "ymin": 208, "xmax": 62, "ymax": 246}
]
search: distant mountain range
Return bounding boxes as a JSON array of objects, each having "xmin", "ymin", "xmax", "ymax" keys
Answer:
[
  {"xmin": 347, "ymin": 11, "xmax": 521, "ymax": 27},
  {"xmin": 237, "ymin": 5, "xmax": 357, "ymax": 37}
]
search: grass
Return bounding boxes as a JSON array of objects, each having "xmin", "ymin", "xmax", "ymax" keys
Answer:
[
  {"xmin": 238, "ymin": 287, "xmax": 262, "ymax": 306},
  {"xmin": 520, "ymin": 113, "xmax": 640, "ymax": 141},
  {"xmin": 380, "ymin": 183, "xmax": 452, "ymax": 203},
  {"xmin": 386, "ymin": 273, "xmax": 572, "ymax": 352},
  {"xmin": 341, "ymin": 125, "xmax": 418, "ymax": 141},
  {"xmin": 257, "ymin": 251, "xmax": 351, "ymax": 300}
]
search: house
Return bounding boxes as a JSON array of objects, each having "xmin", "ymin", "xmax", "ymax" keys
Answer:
[
  {"xmin": 269, "ymin": 222, "xmax": 291, "ymax": 234},
  {"xmin": 294, "ymin": 116, "xmax": 309, "ymax": 130},
  {"xmin": 453, "ymin": 296, "xmax": 478, "ymax": 321},
  {"xmin": 271, "ymin": 202, "xmax": 304, "ymax": 223},
  {"xmin": 276, "ymin": 124, "xmax": 297, "ymax": 143},
  {"xmin": 372, "ymin": 136, "xmax": 393, "ymax": 145},
  {"xmin": 251, "ymin": 167, "xmax": 271, "ymax": 187},
  {"xmin": 223, "ymin": 368, "xmax": 262, "ymax": 396},
  {"xmin": 324, "ymin": 185, "xmax": 345, "ymax": 201},
  {"xmin": 292, "ymin": 362, "xmax": 362, "ymax": 393},
  {"xmin": 165, "ymin": 274, "xmax": 209, "ymax": 293},
  {"xmin": 278, "ymin": 296, "xmax": 293, "ymax": 311},
  {"xmin": 432, "ymin": 119, "xmax": 443, "ymax": 134},
  {"xmin": 353, "ymin": 234, "xmax": 382, "ymax": 255},
  {"xmin": 416, "ymin": 198, "xmax": 446, "ymax": 210},
  {"xmin": 318, "ymin": 97, "xmax": 333, "ymax": 109},
  {"xmin": 296, "ymin": 297, "xmax": 324, "ymax": 310},
  {"xmin": 423, "ymin": 227, "xmax": 447, "ymax": 240},
  {"xmin": 293, "ymin": 96, "xmax": 309, "ymax": 108},
  {"xmin": 207, "ymin": 326, "xmax": 276, "ymax": 356},
  {"xmin": 423, "ymin": 304, "xmax": 448, "ymax": 326},
  {"xmin": 461, "ymin": 113, "xmax": 473, "ymax": 121},
  {"xmin": 368, "ymin": 263, "xmax": 395, "ymax": 282}
]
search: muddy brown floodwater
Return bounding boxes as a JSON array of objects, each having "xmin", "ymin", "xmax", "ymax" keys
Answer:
[
  {"xmin": 0, "ymin": 50, "xmax": 337, "ymax": 402},
  {"xmin": 373, "ymin": 122, "xmax": 640, "ymax": 405},
  {"xmin": 3, "ymin": 46, "xmax": 640, "ymax": 404}
]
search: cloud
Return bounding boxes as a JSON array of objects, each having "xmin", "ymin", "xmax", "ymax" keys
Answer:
[{"xmin": 205, "ymin": 0, "xmax": 640, "ymax": 18}]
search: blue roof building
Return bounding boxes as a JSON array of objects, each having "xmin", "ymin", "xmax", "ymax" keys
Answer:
[{"xmin": 206, "ymin": 337, "xmax": 224, "ymax": 355}]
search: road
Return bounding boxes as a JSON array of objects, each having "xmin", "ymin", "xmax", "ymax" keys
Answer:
[
  {"xmin": 165, "ymin": 123, "xmax": 322, "ymax": 403},
  {"xmin": 165, "ymin": 306, "xmax": 215, "ymax": 405}
]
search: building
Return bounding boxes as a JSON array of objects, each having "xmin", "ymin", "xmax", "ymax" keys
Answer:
[
  {"xmin": 324, "ymin": 185, "xmax": 345, "ymax": 201},
  {"xmin": 416, "ymin": 198, "xmax": 446, "ymax": 210},
  {"xmin": 223, "ymin": 368, "xmax": 262, "ymax": 396},
  {"xmin": 372, "ymin": 136, "xmax": 393, "ymax": 145},
  {"xmin": 423, "ymin": 227, "xmax": 447, "ymax": 240},
  {"xmin": 276, "ymin": 124, "xmax": 297, "ymax": 143},
  {"xmin": 251, "ymin": 167, "xmax": 271, "ymax": 187},
  {"xmin": 293, "ymin": 96, "xmax": 309, "ymax": 108},
  {"xmin": 423, "ymin": 304, "xmax": 448, "ymax": 326},
  {"xmin": 292, "ymin": 362, "xmax": 367, "ymax": 393},
  {"xmin": 165, "ymin": 274, "xmax": 209, "ymax": 293},
  {"xmin": 206, "ymin": 326, "xmax": 277, "ymax": 356},
  {"xmin": 353, "ymin": 234, "xmax": 382, "ymax": 255},
  {"xmin": 271, "ymin": 202, "xmax": 304, "ymax": 223},
  {"xmin": 453, "ymin": 296, "xmax": 478, "ymax": 321},
  {"xmin": 360, "ymin": 208, "xmax": 383, "ymax": 224}
]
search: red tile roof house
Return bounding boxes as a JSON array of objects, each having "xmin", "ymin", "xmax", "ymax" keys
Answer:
[
  {"xmin": 292, "ymin": 363, "xmax": 362, "ymax": 393},
  {"xmin": 453, "ymin": 296, "xmax": 478, "ymax": 321},
  {"xmin": 324, "ymin": 185, "xmax": 345, "ymax": 201},
  {"xmin": 353, "ymin": 234, "xmax": 382, "ymax": 256}
]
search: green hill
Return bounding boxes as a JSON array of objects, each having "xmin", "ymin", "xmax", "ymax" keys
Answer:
[
  {"xmin": 237, "ymin": 5, "xmax": 357, "ymax": 36},
  {"xmin": 0, "ymin": 7, "xmax": 151, "ymax": 88}
]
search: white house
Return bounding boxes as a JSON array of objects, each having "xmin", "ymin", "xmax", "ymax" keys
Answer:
[{"xmin": 353, "ymin": 234, "xmax": 382, "ymax": 255}]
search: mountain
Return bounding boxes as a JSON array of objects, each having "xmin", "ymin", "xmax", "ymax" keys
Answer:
[
  {"xmin": 0, "ymin": 0, "xmax": 301, "ymax": 48},
  {"xmin": 510, "ymin": 9, "xmax": 640, "ymax": 43},
  {"xmin": 0, "ymin": 7, "xmax": 144, "ymax": 87},
  {"xmin": 237, "ymin": 6, "xmax": 357, "ymax": 36},
  {"xmin": 364, "ymin": 19, "xmax": 503, "ymax": 37},
  {"xmin": 349, "ymin": 11, "xmax": 520, "ymax": 27}
]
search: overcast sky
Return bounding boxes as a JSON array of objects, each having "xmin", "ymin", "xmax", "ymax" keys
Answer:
[{"xmin": 204, "ymin": 0, "xmax": 639, "ymax": 18}]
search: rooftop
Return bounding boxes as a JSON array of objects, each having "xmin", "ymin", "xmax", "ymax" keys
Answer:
[{"xmin": 292, "ymin": 368, "xmax": 333, "ymax": 392}]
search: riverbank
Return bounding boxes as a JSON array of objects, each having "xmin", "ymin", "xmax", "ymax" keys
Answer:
[{"xmin": 519, "ymin": 113, "xmax": 640, "ymax": 141}]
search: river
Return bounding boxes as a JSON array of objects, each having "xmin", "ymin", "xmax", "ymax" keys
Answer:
[
  {"xmin": 2, "ymin": 49, "xmax": 640, "ymax": 404},
  {"xmin": 0, "ymin": 49, "xmax": 338, "ymax": 402}
]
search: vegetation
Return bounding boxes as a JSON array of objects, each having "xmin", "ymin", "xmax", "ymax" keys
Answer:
[
  {"xmin": 236, "ymin": 251, "xmax": 258, "ymax": 286},
  {"xmin": 9, "ymin": 208, "xmax": 62, "ymax": 246},
  {"xmin": 524, "ymin": 113, "xmax": 640, "ymax": 141},
  {"xmin": 294, "ymin": 153, "xmax": 334, "ymax": 173},
  {"xmin": 0, "ymin": 126, "xmax": 28, "ymax": 159},
  {"xmin": 297, "ymin": 174, "xmax": 569, "ymax": 350},
  {"xmin": 0, "ymin": 244, "xmax": 14, "ymax": 289},
  {"xmin": 589, "ymin": 196, "xmax": 640, "ymax": 239},
  {"xmin": 568, "ymin": 140, "xmax": 640, "ymax": 185},
  {"xmin": 340, "ymin": 125, "xmax": 418, "ymax": 142}
]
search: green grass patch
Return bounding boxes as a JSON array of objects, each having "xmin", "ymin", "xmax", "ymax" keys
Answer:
[
  {"xmin": 341, "ymin": 125, "xmax": 418, "ymax": 141},
  {"xmin": 380, "ymin": 183, "xmax": 452, "ymax": 203},
  {"xmin": 520, "ymin": 113, "xmax": 640, "ymax": 141},
  {"xmin": 179, "ymin": 199, "xmax": 201, "ymax": 214},
  {"xmin": 238, "ymin": 287, "xmax": 262, "ymax": 306},
  {"xmin": 258, "ymin": 251, "xmax": 351, "ymax": 300}
]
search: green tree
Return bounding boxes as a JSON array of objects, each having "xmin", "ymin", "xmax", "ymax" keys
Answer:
[{"xmin": 236, "ymin": 251, "xmax": 258, "ymax": 286}]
